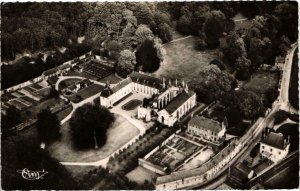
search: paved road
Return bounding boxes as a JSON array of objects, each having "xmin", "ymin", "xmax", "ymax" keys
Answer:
[{"xmin": 278, "ymin": 43, "xmax": 298, "ymax": 114}]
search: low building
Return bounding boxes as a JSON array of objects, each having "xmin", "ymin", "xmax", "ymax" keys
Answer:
[
  {"xmin": 228, "ymin": 162, "xmax": 255, "ymax": 188},
  {"xmin": 100, "ymin": 78, "xmax": 132, "ymax": 107},
  {"xmin": 260, "ymin": 132, "xmax": 290, "ymax": 163},
  {"xmin": 187, "ymin": 116, "xmax": 226, "ymax": 143}
]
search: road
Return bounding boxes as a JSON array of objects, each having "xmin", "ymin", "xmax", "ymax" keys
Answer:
[{"xmin": 278, "ymin": 43, "xmax": 298, "ymax": 114}]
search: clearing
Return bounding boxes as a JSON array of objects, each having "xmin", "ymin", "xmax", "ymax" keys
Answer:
[
  {"xmin": 154, "ymin": 36, "xmax": 220, "ymax": 84},
  {"xmin": 126, "ymin": 166, "xmax": 157, "ymax": 184},
  {"xmin": 47, "ymin": 114, "xmax": 139, "ymax": 163},
  {"xmin": 241, "ymin": 70, "xmax": 279, "ymax": 98}
]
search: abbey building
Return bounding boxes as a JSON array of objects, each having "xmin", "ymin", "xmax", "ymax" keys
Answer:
[{"xmin": 100, "ymin": 71, "xmax": 197, "ymax": 127}]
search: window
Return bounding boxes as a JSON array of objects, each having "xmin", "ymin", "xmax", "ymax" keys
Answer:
[
  {"xmin": 270, "ymin": 148, "xmax": 272, "ymax": 152},
  {"xmin": 278, "ymin": 151, "xmax": 281, "ymax": 155},
  {"xmin": 262, "ymin": 145, "xmax": 264, "ymax": 149}
]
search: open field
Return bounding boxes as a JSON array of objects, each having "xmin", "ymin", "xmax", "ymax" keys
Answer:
[
  {"xmin": 126, "ymin": 166, "xmax": 157, "ymax": 184},
  {"xmin": 154, "ymin": 36, "xmax": 220, "ymax": 84},
  {"xmin": 241, "ymin": 71, "xmax": 279, "ymax": 97},
  {"xmin": 48, "ymin": 114, "xmax": 139, "ymax": 162}
]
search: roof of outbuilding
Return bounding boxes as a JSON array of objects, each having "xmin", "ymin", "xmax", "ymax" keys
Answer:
[
  {"xmin": 261, "ymin": 132, "xmax": 286, "ymax": 150},
  {"xmin": 188, "ymin": 116, "xmax": 223, "ymax": 133}
]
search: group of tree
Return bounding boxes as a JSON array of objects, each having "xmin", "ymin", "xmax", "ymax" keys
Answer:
[
  {"xmin": 2, "ymin": 3, "xmax": 88, "ymax": 60},
  {"xmin": 1, "ymin": 106, "xmax": 22, "ymax": 138},
  {"xmin": 69, "ymin": 104, "xmax": 115, "ymax": 150},
  {"xmin": 36, "ymin": 108, "xmax": 61, "ymax": 145},
  {"xmin": 2, "ymin": 136, "xmax": 77, "ymax": 190},
  {"xmin": 221, "ymin": 2, "xmax": 297, "ymax": 81}
]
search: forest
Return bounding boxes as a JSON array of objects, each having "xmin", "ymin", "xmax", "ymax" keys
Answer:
[{"xmin": 1, "ymin": 2, "xmax": 298, "ymax": 89}]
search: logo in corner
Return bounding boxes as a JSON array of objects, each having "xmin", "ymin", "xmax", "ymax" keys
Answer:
[{"xmin": 17, "ymin": 168, "xmax": 48, "ymax": 180}]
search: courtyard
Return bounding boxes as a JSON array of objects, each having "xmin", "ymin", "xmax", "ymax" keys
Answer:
[{"xmin": 144, "ymin": 134, "xmax": 204, "ymax": 172}]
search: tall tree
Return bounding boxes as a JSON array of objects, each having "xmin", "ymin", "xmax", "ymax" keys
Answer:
[
  {"xmin": 36, "ymin": 108, "xmax": 61, "ymax": 144},
  {"xmin": 69, "ymin": 104, "xmax": 115, "ymax": 149},
  {"xmin": 136, "ymin": 39, "xmax": 160, "ymax": 72},
  {"xmin": 116, "ymin": 49, "xmax": 136, "ymax": 78}
]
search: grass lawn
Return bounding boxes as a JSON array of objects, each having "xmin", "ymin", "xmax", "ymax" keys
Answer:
[
  {"xmin": 154, "ymin": 36, "xmax": 220, "ymax": 84},
  {"xmin": 76, "ymin": 84, "xmax": 105, "ymax": 99},
  {"xmin": 126, "ymin": 166, "xmax": 157, "ymax": 184},
  {"xmin": 56, "ymin": 105, "xmax": 73, "ymax": 121},
  {"xmin": 47, "ymin": 114, "xmax": 139, "ymax": 162},
  {"xmin": 122, "ymin": 99, "xmax": 142, "ymax": 111},
  {"xmin": 241, "ymin": 71, "xmax": 279, "ymax": 98},
  {"xmin": 98, "ymin": 74, "xmax": 122, "ymax": 84}
]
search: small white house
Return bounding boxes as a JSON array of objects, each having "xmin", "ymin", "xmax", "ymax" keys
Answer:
[{"xmin": 260, "ymin": 132, "xmax": 290, "ymax": 163}]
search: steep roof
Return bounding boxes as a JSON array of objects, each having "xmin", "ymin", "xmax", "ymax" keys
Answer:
[
  {"xmin": 261, "ymin": 132, "xmax": 286, "ymax": 150},
  {"xmin": 130, "ymin": 71, "xmax": 163, "ymax": 90},
  {"xmin": 100, "ymin": 78, "xmax": 132, "ymax": 98},
  {"xmin": 188, "ymin": 116, "xmax": 223, "ymax": 133},
  {"xmin": 163, "ymin": 91, "xmax": 194, "ymax": 114}
]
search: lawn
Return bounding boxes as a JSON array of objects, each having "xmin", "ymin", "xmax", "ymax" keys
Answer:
[
  {"xmin": 122, "ymin": 99, "xmax": 142, "ymax": 111},
  {"xmin": 75, "ymin": 84, "xmax": 105, "ymax": 99},
  {"xmin": 47, "ymin": 114, "xmax": 140, "ymax": 162},
  {"xmin": 126, "ymin": 166, "xmax": 157, "ymax": 184},
  {"xmin": 241, "ymin": 71, "xmax": 279, "ymax": 97},
  {"xmin": 153, "ymin": 36, "xmax": 220, "ymax": 84}
]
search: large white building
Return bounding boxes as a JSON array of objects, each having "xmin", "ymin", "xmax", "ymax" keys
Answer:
[
  {"xmin": 260, "ymin": 132, "xmax": 290, "ymax": 163},
  {"xmin": 187, "ymin": 116, "xmax": 226, "ymax": 143},
  {"xmin": 100, "ymin": 78, "xmax": 132, "ymax": 108},
  {"xmin": 99, "ymin": 71, "xmax": 197, "ymax": 126}
]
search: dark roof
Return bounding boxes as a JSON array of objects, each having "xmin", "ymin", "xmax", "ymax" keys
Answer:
[
  {"xmin": 163, "ymin": 91, "xmax": 195, "ymax": 114},
  {"xmin": 58, "ymin": 63, "xmax": 71, "ymax": 70},
  {"xmin": 261, "ymin": 132, "xmax": 286, "ymax": 150},
  {"xmin": 43, "ymin": 68, "xmax": 58, "ymax": 76},
  {"xmin": 188, "ymin": 116, "xmax": 223, "ymax": 133},
  {"xmin": 130, "ymin": 71, "xmax": 163, "ymax": 90},
  {"xmin": 100, "ymin": 78, "xmax": 132, "ymax": 97},
  {"xmin": 230, "ymin": 164, "xmax": 251, "ymax": 182}
]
